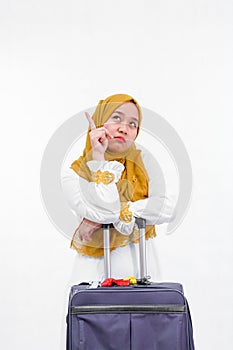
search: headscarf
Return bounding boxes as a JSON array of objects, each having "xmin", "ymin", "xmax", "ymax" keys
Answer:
[{"xmin": 70, "ymin": 93, "xmax": 156, "ymax": 257}]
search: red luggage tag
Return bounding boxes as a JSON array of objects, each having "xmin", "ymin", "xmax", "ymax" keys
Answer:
[{"xmin": 101, "ymin": 278, "xmax": 130, "ymax": 287}]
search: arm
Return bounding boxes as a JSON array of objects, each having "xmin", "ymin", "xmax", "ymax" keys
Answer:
[
  {"xmin": 113, "ymin": 148, "xmax": 177, "ymax": 234},
  {"xmin": 129, "ymin": 148, "xmax": 176, "ymax": 224},
  {"xmin": 61, "ymin": 111, "xmax": 125, "ymax": 224},
  {"xmin": 61, "ymin": 160, "xmax": 124, "ymax": 224}
]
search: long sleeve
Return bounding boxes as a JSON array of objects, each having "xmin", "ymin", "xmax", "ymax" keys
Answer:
[
  {"xmin": 129, "ymin": 148, "xmax": 176, "ymax": 224},
  {"xmin": 113, "ymin": 147, "xmax": 177, "ymax": 234},
  {"xmin": 61, "ymin": 160, "xmax": 124, "ymax": 224}
]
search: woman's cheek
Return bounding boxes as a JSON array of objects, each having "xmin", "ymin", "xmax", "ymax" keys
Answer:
[{"xmin": 104, "ymin": 123, "xmax": 115, "ymax": 134}]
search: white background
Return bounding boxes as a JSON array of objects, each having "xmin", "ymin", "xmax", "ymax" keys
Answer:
[{"xmin": 1, "ymin": 0, "xmax": 233, "ymax": 349}]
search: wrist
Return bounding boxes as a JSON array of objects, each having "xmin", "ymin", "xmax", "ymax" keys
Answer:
[
  {"xmin": 92, "ymin": 150, "xmax": 105, "ymax": 161},
  {"xmin": 83, "ymin": 218, "xmax": 101, "ymax": 227}
]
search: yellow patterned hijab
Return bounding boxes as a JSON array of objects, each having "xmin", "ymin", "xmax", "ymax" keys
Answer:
[{"xmin": 70, "ymin": 93, "xmax": 156, "ymax": 257}]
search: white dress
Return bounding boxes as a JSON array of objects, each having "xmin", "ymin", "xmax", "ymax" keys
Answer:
[{"xmin": 61, "ymin": 146, "xmax": 176, "ymax": 284}]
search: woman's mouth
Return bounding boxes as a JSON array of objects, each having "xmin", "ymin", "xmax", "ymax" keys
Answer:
[{"xmin": 114, "ymin": 136, "xmax": 126, "ymax": 143}]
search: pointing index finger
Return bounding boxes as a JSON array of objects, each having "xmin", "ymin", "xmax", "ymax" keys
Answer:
[{"xmin": 85, "ymin": 112, "xmax": 96, "ymax": 130}]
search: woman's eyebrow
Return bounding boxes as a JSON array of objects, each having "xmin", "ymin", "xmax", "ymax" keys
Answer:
[
  {"xmin": 113, "ymin": 110, "xmax": 139, "ymax": 121},
  {"xmin": 114, "ymin": 110, "xmax": 124, "ymax": 115}
]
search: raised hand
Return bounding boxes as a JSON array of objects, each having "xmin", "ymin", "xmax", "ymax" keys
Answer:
[{"xmin": 85, "ymin": 112, "xmax": 113, "ymax": 161}]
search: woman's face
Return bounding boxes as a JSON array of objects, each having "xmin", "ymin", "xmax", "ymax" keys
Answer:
[{"xmin": 104, "ymin": 102, "xmax": 140, "ymax": 153}]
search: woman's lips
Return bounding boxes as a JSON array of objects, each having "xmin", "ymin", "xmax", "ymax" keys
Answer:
[{"xmin": 113, "ymin": 136, "xmax": 126, "ymax": 142}]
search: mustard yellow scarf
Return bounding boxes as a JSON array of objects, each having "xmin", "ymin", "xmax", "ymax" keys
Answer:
[{"xmin": 70, "ymin": 94, "xmax": 156, "ymax": 257}]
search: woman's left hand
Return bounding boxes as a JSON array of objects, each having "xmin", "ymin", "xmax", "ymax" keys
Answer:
[
  {"xmin": 85, "ymin": 112, "xmax": 113, "ymax": 160},
  {"xmin": 75, "ymin": 218, "xmax": 102, "ymax": 242}
]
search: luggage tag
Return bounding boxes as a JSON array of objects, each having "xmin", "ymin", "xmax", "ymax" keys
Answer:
[
  {"xmin": 136, "ymin": 276, "xmax": 151, "ymax": 285},
  {"xmin": 124, "ymin": 276, "xmax": 152, "ymax": 285},
  {"xmin": 101, "ymin": 278, "xmax": 130, "ymax": 287},
  {"xmin": 88, "ymin": 281, "xmax": 101, "ymax": 289},
  {"xmin": 100, "ymin": 276, "xmax": 152, "ymax": 287}
]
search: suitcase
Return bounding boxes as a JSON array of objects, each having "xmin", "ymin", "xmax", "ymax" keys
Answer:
[{"xmin": 66, "ymin": 218, "xmax": 195, "ymax": 350}]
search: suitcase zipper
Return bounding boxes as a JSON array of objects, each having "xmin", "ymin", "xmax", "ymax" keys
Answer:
[{"xmin": 71, "ymin": 304, "xmax": 186, "ymax": 314}]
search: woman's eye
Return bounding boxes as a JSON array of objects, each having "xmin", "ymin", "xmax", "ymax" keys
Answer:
[
  {"xmin": 129, "ymin": 121, "xmax": 138, "ymax": 128},
  {"xmin": 112, "ymin": 115, "xmax": 121, "ymax": 121}
]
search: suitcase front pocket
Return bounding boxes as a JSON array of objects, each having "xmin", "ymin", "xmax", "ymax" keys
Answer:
[
  {"xmin": 131, "ymin": 313, "xmax": 186, "ymax": 350},
  {"xmin": 73, "ymin": 313, "xmax": 130, "ymax": 350},
  {"xmin": 71, "ymin": 304, "xmax": 186, "ymax": 350}
]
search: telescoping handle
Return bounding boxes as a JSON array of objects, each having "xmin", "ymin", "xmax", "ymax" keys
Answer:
[
  {"xmin": 136, "ymin": 217, "xmax": 147, "ymax": 281},
  {"xmin": 102, "ymin": 224, "xmax": 111, "ymax": 279},
  {"xmin": 102, "ymin": 218, "xmax": 147, "ymax": 280}
]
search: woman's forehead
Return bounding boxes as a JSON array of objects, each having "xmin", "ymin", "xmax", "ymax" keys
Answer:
[{"xmin": 112, "ymin": 102, "xmax": 140, "ymax": 120}]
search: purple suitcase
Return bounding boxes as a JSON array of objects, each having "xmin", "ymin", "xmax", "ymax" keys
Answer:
[{"xmin": 66, "ymin": 219, "xmax": 195, "ymax": 350}]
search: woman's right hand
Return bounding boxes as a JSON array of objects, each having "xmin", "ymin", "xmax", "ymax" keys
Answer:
[
  {"xmin": 75, "ymin": 218, "xmax": 102, "ymax": 242},
  {"xmin": 85, "ymin": 112, "xmax": 113, "ymax": 161}
]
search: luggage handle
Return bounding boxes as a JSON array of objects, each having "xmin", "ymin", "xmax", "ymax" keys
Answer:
[{"xmin": 102, "ymin": 217, "xmax": 147, "ymax": 281}]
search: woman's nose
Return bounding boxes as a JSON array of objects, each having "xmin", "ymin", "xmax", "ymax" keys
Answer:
[{"xmin": 118, "ymin": 123, "xmax": 128, "ymax": 134}]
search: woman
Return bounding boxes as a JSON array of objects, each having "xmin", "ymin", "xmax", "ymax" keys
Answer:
[{"xmin": 61, "ymin": 93, "xmax": 175, "ymax": 283}]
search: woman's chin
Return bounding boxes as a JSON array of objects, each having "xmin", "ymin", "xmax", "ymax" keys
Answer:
[{"xmin": 107, "ymin": 142, "xmax": 131, "ymax": 154}]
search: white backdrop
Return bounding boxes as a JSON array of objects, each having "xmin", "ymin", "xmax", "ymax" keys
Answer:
[{"xmin": 1, "ymin": 0, "xmax": 233, "ymax": 349}]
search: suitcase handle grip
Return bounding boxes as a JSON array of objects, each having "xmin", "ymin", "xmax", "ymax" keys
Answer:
[
  {"xmin": 135, "ymin": 217, "xmax": 146, "ymax": 229},
  {"xmin": 102, "ymin": 218, "xmax": 147, "ymax": 280}
]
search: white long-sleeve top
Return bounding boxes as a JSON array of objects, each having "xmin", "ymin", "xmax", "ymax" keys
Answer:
[
  {"xmin": 61, "ymin": 146, "xmax": 176, "ymax": 235},
  {"xmin": 59, "ymin": 147, "xmax": 177, "ymax": 350}
]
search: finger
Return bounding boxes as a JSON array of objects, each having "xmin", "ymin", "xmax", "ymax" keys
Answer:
[
  {"xmin": 103, "ymin": 123, "xmax": 113, "ymax": 140},
  {"xmin": 85, "ymin": 235, "xmax": 92, "ymax": 242},
  {"xmin": 103, "ymin": 125, "xmax": 114, "ymax": 139},
  {"xmin": 78, "ymin": 233, "xmax": 83, "ymax": 242},
  {"xmin": 81, "ymin": 232, "xmax": 92, "ymax": 242},
  {"xmin": 85, "ymin": 112, "xmax": 96, "ymax": 131},
  {"xmin": 90, "ymin": 128, "xmax": 111, "ymax": 145}
]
